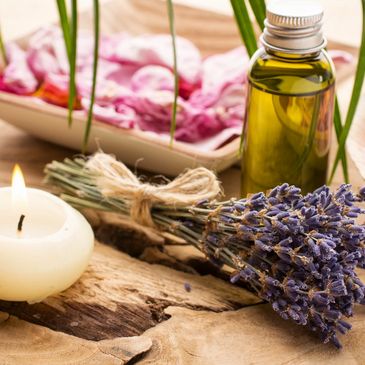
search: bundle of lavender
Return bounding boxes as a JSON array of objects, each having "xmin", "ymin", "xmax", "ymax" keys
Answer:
[{"xmin": 45, "ymin": 153, "xmax": 365, "ymax": 348}]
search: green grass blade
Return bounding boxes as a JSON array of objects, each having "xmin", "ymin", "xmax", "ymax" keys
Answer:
[
  {"xmin": 167, "ymin": 0, "xmax": 179, "ymax": 146},
  {"xmin": 248, "ymin": 0, "xmax": 266, "ymax": 31},
  {"xmin": 231, "ymin": 0, "xmax": 257, "ymax": 153},
  {"xmin": 292, "ymin": 94, "xmax": 321, "ymax": 175},
  {"xmin": 332, "ymin": 97, "xmax": 349, "ymax": 182},
  {"xmin": 329, "ymin": 0, "xmax": 365, "ymax": 183},
  {"xmin": 67, "ymin": 0, "xmax": 78, "ymax": 127},
  {"xmin": 230, "ymin": 0, "xmax": 258, "ymax": 153},
  {"xmin": 0, "ymin": 24, "xmax": 7, "ymax": 66},
  {"xmin": 333, "ymin": 98, "xmax": 342, "ymax": 140},
  {"xmin": 82, "ymin": 0, "xmax": 99, "ymax": 152},
  {"xmin": 230, "ymin": 0, "xmax": 258, "ymax": 57},
  {"xmin": 55, "ymin": 0, "xmax": 71, "ymax": 62}
]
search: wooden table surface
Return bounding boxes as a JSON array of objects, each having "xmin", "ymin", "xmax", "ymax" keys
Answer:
[{"xmin": 0, "ymin": 1, "xmax": 364, "ymax": 364}]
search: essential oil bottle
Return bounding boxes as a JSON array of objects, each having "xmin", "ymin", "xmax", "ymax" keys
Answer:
[{"xmin": 241, "ymin": 0, "xmax": 335, "ymax": 196}]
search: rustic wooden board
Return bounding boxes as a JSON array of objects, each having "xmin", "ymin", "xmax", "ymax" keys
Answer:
[
  {"xmin": 0, "ymin": 312, "xmax": 152, "ymax": 364},
  {"xmin": 139, "ymin": 303, "xmax": 365, "ymax": 365},
  {"xmin": 0, "ymin": 242, "xmax": 259, "ymax": 340}
]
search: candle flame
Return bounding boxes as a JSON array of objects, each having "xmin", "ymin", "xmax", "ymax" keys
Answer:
[{"xmin": 12, "ymin": 164, "xmax": 28, "ymax": 214}]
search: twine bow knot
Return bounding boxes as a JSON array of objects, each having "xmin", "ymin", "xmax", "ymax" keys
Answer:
[{"xmin": 86, "ymin": 153, "xmax": 221, "ymax": 227}]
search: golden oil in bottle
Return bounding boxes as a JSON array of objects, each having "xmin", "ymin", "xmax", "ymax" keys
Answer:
[{"xmin": 241, "ymin": 0, "xmax": 335, "ymax": 196}]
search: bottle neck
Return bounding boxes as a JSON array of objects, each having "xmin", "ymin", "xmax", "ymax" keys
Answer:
[{"xmin": 264, "ymin": 46, "xmax": 322, "ymax": 61}]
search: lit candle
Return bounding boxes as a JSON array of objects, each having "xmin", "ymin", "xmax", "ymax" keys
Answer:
[{"xmin": 0, "ymin": 165, "xmax": 94, "ymax": 303}]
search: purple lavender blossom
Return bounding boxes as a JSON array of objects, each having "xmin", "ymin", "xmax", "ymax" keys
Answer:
[{"xmin": 182, "ymin": 184, "xmax": 365, "ymax": 348}]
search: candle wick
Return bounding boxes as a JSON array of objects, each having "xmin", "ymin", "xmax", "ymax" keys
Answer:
[{"xmin": 17, "ymin": 214, "xmax": 26, "ymax": 232}]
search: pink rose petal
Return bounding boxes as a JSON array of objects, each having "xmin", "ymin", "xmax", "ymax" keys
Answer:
[
  {"xmin": 175, "ymin": 109, "xmax": 223, "ymax": 142},
  {"xmin": 53, "ymin": 29, "xmax": 97, "ymax": 73},
  {"xmin": 120, "ymin": 90, "xmax": 193, "ymax": 132},
  {"xmin": 2, "ymin": 43, "xmax": 38, "ymax": 94},
  {"xmin": 131, "ymin": 65, "xmax": 174, "ymax": 92},
  {"xmin": 189, "ymin": 47, "xmax": 248, "ymax": 109},
  {"xmin": 201, "ymin": 46, "xmax": 248, "ymax": 93},
  {"xmin": 27, "ymin": 48, "xmax": 60, "ymax": 81},
  {"xmin": 26, "ymin": 26, "xmax": 61, "ymax": 80},
  {"xmin": 81, "ymin": 98, "xmax": 136, "ymax": 128},
  {"xmin": 77, "ymin": 59, "xmax": 135, "ymax": 103},
  {"xmin": 99, "ymin": 33, "xmax": 131, "ymax": 61},
  {"xmin": 105, "ymin": 34, "xmax": 202, "ymax": 85}
]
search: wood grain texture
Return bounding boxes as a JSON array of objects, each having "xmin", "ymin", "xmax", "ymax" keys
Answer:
[
  {"xmin": 138, "ymin": 304, "xmax": 365, "ymax": 365},
  {"xmin": 0, "ymin": 312, "xmax": 152, "ymax": 365},
  {"xmin": 0, "ymin": 242, "xmax": 259, "ymax": 341}
]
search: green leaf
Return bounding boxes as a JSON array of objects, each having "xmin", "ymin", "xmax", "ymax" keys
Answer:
[
  {"xmin": 332, "ymin": 97, "xmax": 349, "ymax": 182},
  {"xmin": 329, "ymin": 0, "xmax": 365, "ymax": 183},
  {"xmin": 82, "ymin": 0, "xmax": 99, "ymax": 152},
  {"xmin": 293, "ymin": 94, "xmax": 321, "ymax": 175},
  {"xmin": 230, "ymin": 0, "xmax": 258, "ymax": 153},
  {"xmin": 67, "ymin": 0, "xmax": 78, "ymax": 127},
  {"xmin": 56, "ymin": 0, "xmax": 71, "ymax": 62},
  {"xmin": 248, "ymin": 0, "xmax": 266, "ymax": 31},
  {"xmin": 167, "ymin": 0, "xmax": 179, "ymax": 146},
  {"xmin": 0, "ymin": 24, "xmax": 7, "ymax": 66},
  {"xmin": 230, "ymin": 0, "xmax": 258, "ymax": 57}
]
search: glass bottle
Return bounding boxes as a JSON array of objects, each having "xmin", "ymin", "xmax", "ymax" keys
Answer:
[{"xmin": 241, "ymin": 0, "xmax": 335, "ymax": 196}]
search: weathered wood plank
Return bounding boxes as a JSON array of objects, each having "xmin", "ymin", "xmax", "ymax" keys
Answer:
[
  {"xmin": 0, "ymin": 242, "xmax": 259, "ymax": 341},
  {"xmin": 0, "ymin": 312, "xmax": 152, "ymax": 365},
  {"xmin": 138, "ymin": 304, "xmax": 365, "ymax": 365}
]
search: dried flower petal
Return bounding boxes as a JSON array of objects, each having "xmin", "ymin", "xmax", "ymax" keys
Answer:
[{"xmin": 2, "ymin": 43, "xmax": 38, "ymax": 94}]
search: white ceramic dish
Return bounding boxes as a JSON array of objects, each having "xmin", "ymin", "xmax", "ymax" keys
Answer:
[{"xmin": 0, "ymin": 92, "xmax": 240, "ymax": 175}]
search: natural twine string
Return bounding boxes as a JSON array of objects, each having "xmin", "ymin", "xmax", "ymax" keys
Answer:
[{"xmin": 86, "ymin": 153, "xmax": 221, "ymax": 227}]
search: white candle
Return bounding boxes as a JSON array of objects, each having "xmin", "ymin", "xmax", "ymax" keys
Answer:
[{"xmin": 0, "ymin": 165, "xmax": 94, "ymax": 303}]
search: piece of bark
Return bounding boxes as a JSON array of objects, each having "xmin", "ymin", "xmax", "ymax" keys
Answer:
[
  {"xmin": 95, "ymin": 211, "xmax": 165, "ymax": 247},
  {"xmin": 139, "ymin": 246, "xmax": 199, "ymax": 274},
  {"xmin": 0, "ymin": 311, "xmax": 151, "ymax": 365},
  {"xmin": 138, "ymin": 304, "xmax": 365, "ymax": 365},
  {"xmin": 0, "ymin": 242, "xmax": 260, "ymax": 341},
  {"xmin": 163, "ymin": 245, "xmax": 227, "ymax": 277}
]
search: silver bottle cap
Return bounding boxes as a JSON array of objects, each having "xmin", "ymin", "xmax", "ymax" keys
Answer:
[{"xmin": 262, "ymin": 0, "xmax": 326, "ymax": 54}]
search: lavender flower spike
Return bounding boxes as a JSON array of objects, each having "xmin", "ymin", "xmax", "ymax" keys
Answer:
[{"xmin": 45, "ymin": 156, "xmax": 365, "ymax": 349}]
